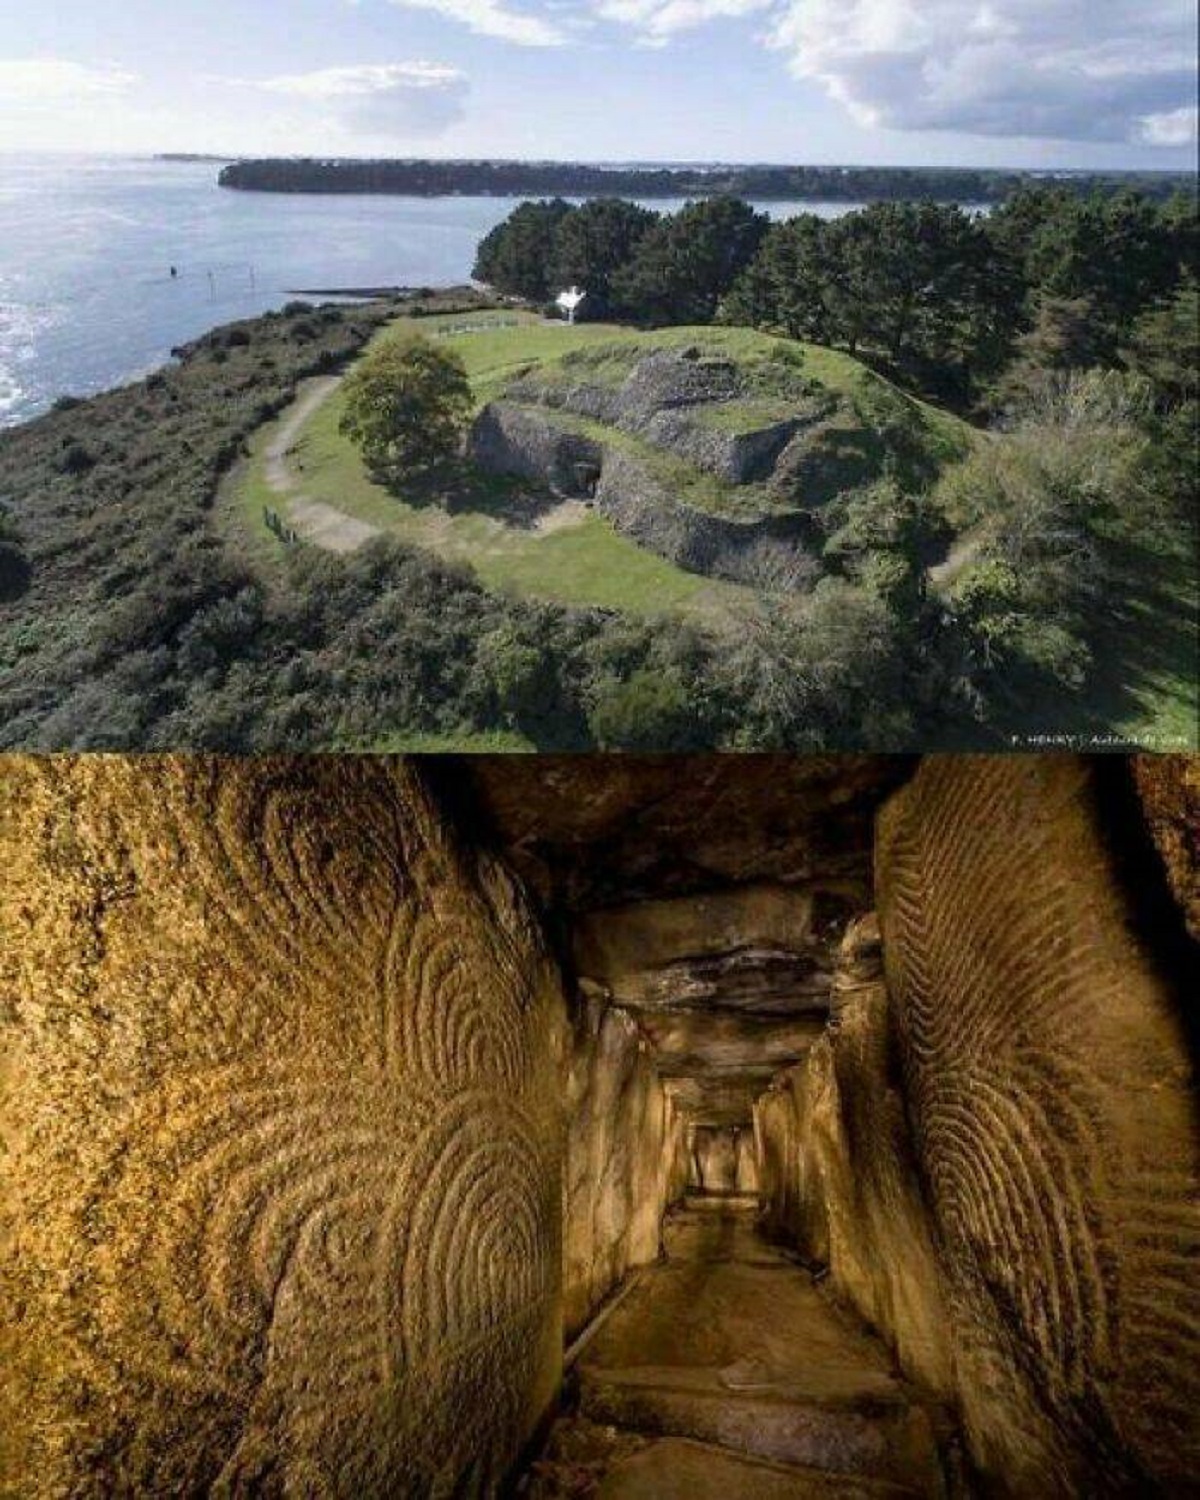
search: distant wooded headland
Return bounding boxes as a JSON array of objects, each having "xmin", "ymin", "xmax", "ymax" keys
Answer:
[{"xmin": 216, "ymin": 158, "xmax": 1193, "ymax": 202}]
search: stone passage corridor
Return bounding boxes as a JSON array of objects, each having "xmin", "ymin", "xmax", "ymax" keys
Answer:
[
  {"xmin": 3, "ymin": 755, "xmax": 1196, "ymax": 1497},
  {"xmin": 536, "ymin": 1197, "xmax": 950, "ymax": 1497}
]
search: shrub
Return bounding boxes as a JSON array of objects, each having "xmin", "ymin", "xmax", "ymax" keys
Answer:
[
  {"xmin": 588, "ymin": 666, "xmax": 704, "ymax": 750},
  {"xmin": 58, "ymin": 441, "xmax": 94, "ymax": 476}
]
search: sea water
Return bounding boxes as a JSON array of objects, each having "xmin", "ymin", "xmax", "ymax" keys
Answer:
[{"xmin": 0, "ymin": 153, "xmax": 882, "ymax": 429}]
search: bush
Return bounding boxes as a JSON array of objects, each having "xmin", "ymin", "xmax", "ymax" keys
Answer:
[
  {"xmin": 58, "ymin": 441, "xmax": 94, "ymax": 476},
  {"xmin": 339, "ymin": 335, "xmax": 473, "ymax": 483},
  {"xmin": 587, "ymin": 667, "xmax": 701, "ymax": 750}
]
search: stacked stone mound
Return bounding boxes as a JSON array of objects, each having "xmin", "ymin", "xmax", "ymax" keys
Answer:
[
  {"xmin": 468, "ymin": 348, "xmax": 872, "ymax": 589},
  {"xmin": 0, "ymin": 757, "xmax": 568, "ymax": 1499}
]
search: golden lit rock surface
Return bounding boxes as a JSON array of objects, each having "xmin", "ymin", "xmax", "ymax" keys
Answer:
[
  {"xmin": 877, "ymin": 756, "xmax": 1200, "ymax": 1493},
  {"xmin": 1133, "ymin": 753, "xmax": 1200, "ymax": 941},
  {"xmin": 0, "ymin": 756, "xmax": 567, "ymax": 1497},
  {"xmin": 754, "ymin": 919, "xmax": 953, "ymax": 1402},
  {"xmin": 564, "ymin": 997, "xmax": 687, "ymax": 1339}
]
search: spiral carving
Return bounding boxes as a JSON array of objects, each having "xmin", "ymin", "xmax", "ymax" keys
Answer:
[
  {"xmin": 877, "ymin": 756, "xmax": 1199, "ymax": 1491},
  {"xmin": 0, "ymin": 756, "xmax": 564, "ymax": 1498}
]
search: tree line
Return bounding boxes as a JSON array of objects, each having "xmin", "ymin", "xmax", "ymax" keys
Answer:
[
  {"xmin": 218, "ymin": 157, "xmax": 1192, "ymax": 204},
  {"xmin": 472, "ymin": 188, "xmax": 1197, "ymax": 408}
]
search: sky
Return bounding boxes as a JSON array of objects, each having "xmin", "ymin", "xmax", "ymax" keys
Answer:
[{"xmin": 0, "ymin": 0, "xmax": 1196, "ymax": 168}]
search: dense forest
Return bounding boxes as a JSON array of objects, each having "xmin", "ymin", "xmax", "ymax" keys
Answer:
[
  {"xmin": 217, "ymin": 157, "xmax": 1193, "ymax": 204},
  {"xmin": 474, "ymin": 189, "xmax": 1197, "ymax": 407}
]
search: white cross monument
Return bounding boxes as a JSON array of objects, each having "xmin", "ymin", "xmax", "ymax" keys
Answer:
[{"xmin": 555, "ymin": 286, "xmax": 587, "ymax": 325}]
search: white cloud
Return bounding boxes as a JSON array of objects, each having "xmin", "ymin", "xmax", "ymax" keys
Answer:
[
  {"xmin": 597, "ymin": 0, "xmax": 770, "ymax": 40},
  {"xmin": 768, "ymin": 0, "xmax": 1198, "ymax": 144},
  {"xmin": 1138, "ymin": 105, "xmax": 1198, "ymax": 146},
  {"xmin": 249, "ymin": 62, "xmax": 465, "ymax": 97},
  {"xmin": 386, "ymin": 0, "xmax": 567, "ymax": 46},
  {"xmin": 0, "ymin": 58, "xmax": 138, "ymax": 101},
  {"xmin": 223, "ymin": 62, "xmax": 470, "ymax": 136}
]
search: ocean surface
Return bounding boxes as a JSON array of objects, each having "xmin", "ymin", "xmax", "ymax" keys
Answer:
[{"xmin": 0, "ymin": 153, "xmax": 886, "ymax": 429}]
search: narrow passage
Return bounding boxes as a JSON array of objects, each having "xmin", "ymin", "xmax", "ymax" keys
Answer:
[{"xmin": 529, "ymin": 1197, "xmax": 951, "ymax": 1498}]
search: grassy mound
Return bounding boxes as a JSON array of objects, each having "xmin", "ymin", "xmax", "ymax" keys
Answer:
[
  {"xmin": 476, "ymin": 321, "xmax": 973, "ymax": 521},
  {"xmin": 238, "ymin": 310, "xmax": 976, "ymax": 610}
]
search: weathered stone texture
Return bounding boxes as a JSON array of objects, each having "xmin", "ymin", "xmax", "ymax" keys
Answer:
[
  {"xmin": 753, "ymin": 918, "xmax": 952, "ymax": 1400},
  {"xmin": 687, "ymin": 1126, "xmax": 758, "ymax": 1195},
  {"xmin": 564, "ymin": 997, "xmax": 687, "ymax": 1340},
  {"xmin": 877, "ymin": 756, "xmax": 1200, "ymax": 1495},
  {"xmin": 468, "ymin": 401, "xmax": 602, "ymax": 496},
  {"xmin": 1133, "ymin": 753, "xmax": 1200, "ymax": 941},
  {"xmin": 0, "ymin": 757, "xmax": 567, "ymax": 1498}
]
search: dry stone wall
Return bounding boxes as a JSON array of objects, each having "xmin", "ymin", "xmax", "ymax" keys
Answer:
[
  {"xmin": 876, "ymin": 756, "xmax": 1200, "ymax": 1495},
  {"xmin": 468, "ymin": 401, "xmax": 817, "ymax": 589},
  {"xmin": 468, "ymin": 401, "xmax": 602, "ymax": 495},
  {"xmin": 563, "ymin": 995, "xmax": 687, "ymax": 1340},
  {"xmin": 0, "ymin": 756, "xmax": 567, "ymax": 1499}
]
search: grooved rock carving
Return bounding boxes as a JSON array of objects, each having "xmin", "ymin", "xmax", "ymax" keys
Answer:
[
  {"xmin": 877, "ymin": 756, "xmax": 1200, "ymax": 1494},
  {"xmin": 0, "ymin": 757, "xmax": 566, "ymax": 1498}
]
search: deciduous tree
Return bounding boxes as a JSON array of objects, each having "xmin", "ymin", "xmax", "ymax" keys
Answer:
[{"xmin": 339, "ymin": 335, "xmax": 473, "ymax": 483}]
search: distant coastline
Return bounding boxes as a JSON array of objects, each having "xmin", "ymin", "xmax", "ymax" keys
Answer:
[
  {"xmin": 157, "ymin": 152, "xmax": 235, "ymax": 163},
  {"xmin": 217, "ymin": 158, "xmax": 1195, "ymax": 202}
]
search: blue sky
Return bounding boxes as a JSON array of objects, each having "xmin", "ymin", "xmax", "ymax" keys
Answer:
[{"xmin": 1, "ymin": 0, "xmax": 1196, "ymax": 166}]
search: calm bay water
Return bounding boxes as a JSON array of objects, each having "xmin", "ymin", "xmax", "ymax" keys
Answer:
[{"xmin": 0, "ymin": 153, "xmax": 877, "ymax": 428}]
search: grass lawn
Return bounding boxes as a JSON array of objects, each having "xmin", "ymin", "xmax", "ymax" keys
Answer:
[
  {"xmin": 297, "ymin": 387, "xmax": 749, "ymax": 616},
  {"xmin": 215, "ymin": 420, "xmax": 297, "ymax": 590}
]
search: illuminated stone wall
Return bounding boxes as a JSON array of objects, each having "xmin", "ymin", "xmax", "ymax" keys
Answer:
[
  {"xmin": 754, "ymin": 916, "xmax": 953, "ymax": 1399},
  {"xmin": 0, "ymin": 757, "xmax": 567, "ymax": 1497},
  {"xmin": 757, "ymin": 757, "xmax": 1199, "ymax": 1493},
  {"xmin": 879, "ymin": 756, "xmax": 1199, "ymax": 1492},
  {"xmin": 563, "ymin": 996, "xmax": 687, "ymax": 1339}
]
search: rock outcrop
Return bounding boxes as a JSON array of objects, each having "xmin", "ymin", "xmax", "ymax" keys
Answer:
[{"xmin": 0, "ymin": 757, "xmax": 567, "ymax": 1498}]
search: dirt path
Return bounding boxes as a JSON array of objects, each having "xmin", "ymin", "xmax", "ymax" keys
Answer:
[{"xmin": 264, "ymin": 376, "xmax": 383, "ymax": 554}]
